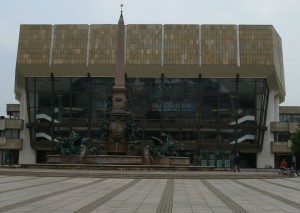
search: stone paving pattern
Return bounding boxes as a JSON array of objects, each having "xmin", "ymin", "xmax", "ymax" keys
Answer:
[{"xmin": 0, "ymin": 169, "xmax": 299, "ymax": 212}]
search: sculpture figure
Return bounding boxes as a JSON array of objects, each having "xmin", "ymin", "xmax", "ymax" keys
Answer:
[
  {"xmin": 151, "ymin": 133, "xmax": 182, "ymax": 157},
  {"xmin": 55, "ymin": 131, "xmax": 81, "ymax": 155},
  {"xmin": 55, "ymin": 131, "xmax": 102, "ymax": 156}
]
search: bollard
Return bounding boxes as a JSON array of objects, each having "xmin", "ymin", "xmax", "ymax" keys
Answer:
[{"xmin": 287, "ymin": 168, "xmax": 294, "ymax": 177}]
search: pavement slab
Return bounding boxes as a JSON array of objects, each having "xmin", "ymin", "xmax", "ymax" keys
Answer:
[{"xmin": 0, "ymin": 168, "xmax": 299, "ymax": 212}]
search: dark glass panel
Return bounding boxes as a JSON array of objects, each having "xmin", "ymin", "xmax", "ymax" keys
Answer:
[
  {"xmin": 72, "ymin": 78, "xmax": 88, "ymax": 92},
  {"xmin": 4, "ymin": 129, "xmax": 20, "ymax": 139},
  {"xmin": 91, "ymin": 93, "xmax": 107, "ymax": 112},
  {"xmin": 238, "ymin": 79, "xmax": 255, "ymax": 116},
  {"xmin": 293, "ymin": 114, "xmax": 300, "ymax": 122},
  {"xmin": 53, "ymin": 78, "xmax": 71, "ymax": 123},
  {"xmin": 200, "ymin": 79, "xmax": 218, "ymax": 120},
  {"xmin": 163, "ymin": 78, "xmax": 181, "ymax": 119},
  {"xmin": 279, "ymin": 114, "xmax": 286, "ymax": 122},
  {"xmin": 90, "ymin": 77, "xmax": 113, "ymax": 124},
  {"xmin": 71, "ymin": 77, "xmax": 89, "ymax": 121},
  {"xmin": 181, "ymin": 131, "xmax": 198, "ymax": 140},
  {"xmin": 36, "ymin": 78, "xmax": 52, "ymax": 107},
  {"xmin": 218, "ymin": 79, "xmax": 236, "ymax": 123},
  {"xmin": 90, "ymin": 77, "xmax": 114, "ymax": 93},
  {"xmin": 181, "ymin": 79, "xmax": 197, "ymax": 119},
  {"xmin": 217, "ymin": 130, "xmax": 235, "ymax": 144},
  {"xmin": 274, "ymin": 131, "xmax": 290, "ymax": 142},
  {"xmin": 35, "ymin": 126, "xmax": 51, "ymax": 141},
  {"xmin": 2, "ymin": 150, "xmax": 18, "ymax": 164},
  {"xmin": 144, "ymin": 78, "xmax": 161, "ymax": 119},
  {"xmin": 71, "ymin": 80, "xmax": 89, "ymax": 121},
  {"xmin": 126, "ymin": 78, "xmax": 146, "ymax": 117},
  {"xmin": 26, "ymin": 78, "xmax": 35, "ymax": 108}
]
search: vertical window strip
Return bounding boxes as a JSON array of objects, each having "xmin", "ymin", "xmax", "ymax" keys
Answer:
[
  {"xmin": 125, "ymin": 25, "xmax": 127, "ymax": 65},
  {"xmin": 86, "ymin": 25, "xmax": 91, "ymax": 66},
  {"xmin": 49, "ymin": 25, "xmax": 55, "ymax": 66},
  {"xmin": 236, "ymin": 25, "xmax": 240, "ymax": 66},
  {"xmin": 199, "ymin": 25, "xmax": 202, "ymax": 66},
  {"xmin": 161, "ymin": 25, "xmax": 164, "ymax": 66}
]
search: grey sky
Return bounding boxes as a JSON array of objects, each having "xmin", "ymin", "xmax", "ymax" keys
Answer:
[{"xmin": 0, "ymin": 0, "xmax": 299, "ymax": 116}]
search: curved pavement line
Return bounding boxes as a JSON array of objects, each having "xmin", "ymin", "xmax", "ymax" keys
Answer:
[
  {"xmin": 260, "ymin": 179, "xmax": 300, "ymax": 192},
  {"xmin": 0, "ymin": 177, "xmax": 73, "ymax": 193},
  {"xmin": 156, "ymin": 179, "xmax": 174, "ymax": 213},
  {"xmin": 202, "ymin": 180, "xmax": 248, "ymax": 213},
  {"xmin": 234, "ymin": 180, "xmax": 300, "ymax": 210},
  {"xmin": 0, "ymin": 177, "xmax": 39, "ymax": 184},
  {"xmin": 283, "ymin": 178, "xmax": 300, "ymax": 183},
  {"xmin": 74, "ymin": 179, "xmax": 140, "ymax": 213},
  {"xmin": 0, "ymin": 178, "xmax": 107, "ymax": 212}
]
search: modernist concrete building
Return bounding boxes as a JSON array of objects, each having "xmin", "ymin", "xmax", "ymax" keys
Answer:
[
  {"xmin": 0, "ymin": 104, "xmax": 23, "ymax": 165},
  {"xmin": 10, "ymin": 14, "xmax": 287, "ymax": 168},
  {"xmin": 271, "ymin": 106, "xmax": 300, "ymax": 167}
]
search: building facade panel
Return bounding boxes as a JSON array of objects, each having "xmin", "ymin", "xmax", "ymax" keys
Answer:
[
  {"xmin": 89, "ymin": 25, "xmax": 117, "ymax": 65},
  {"xmin": 272, "ymin": 28, "xmax": 285, "ymax": 90},
  {"xmin": 17, "ymin": 25, "xmax": 52, "ymax": 64},
  {"xmin": 52, "ymin": 25, "xmax": 89, "ymax": 64},
  {"xmin": 164, "ymin": 25, "xmax": 199, "ymax": 65},
  {"xmin": 201, "ymin": 25, "xmax": 237, "ymax": 65},
  {"xmin": 126, "ymin": 24, "xmax": 162, "ymax": 64},
  {"xmin": 12, "ymin": 23, "xmax": 287, "ymax": 168},
  {"xmin": 239, "ymin": 25, "xmax": 274, "ymax": 65}
]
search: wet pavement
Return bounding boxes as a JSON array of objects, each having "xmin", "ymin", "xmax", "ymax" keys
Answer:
[{"xmin": 0, "ymin": 168, "xmax": 299, "ymax": 212}]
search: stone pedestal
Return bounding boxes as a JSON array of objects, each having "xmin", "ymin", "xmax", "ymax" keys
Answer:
[
  {"xmin": 106, "ymin": 142, "xmax": 128, "ymax": 155},
  {"xmin": 47, "ymin": 155, "xmax": 190, "ymax": 166}
]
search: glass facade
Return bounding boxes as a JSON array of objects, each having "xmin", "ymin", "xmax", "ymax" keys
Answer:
[
  {"xmin": 0, "ymin": 150, "xmax": 19, "ymax": 165},
  {"xmin": 279, "ymin": 114, "xmax": 300, "ymax": 122},
  {"xmin": 26, "ymin": 76, "xmax": 269, "ymax": 167}
]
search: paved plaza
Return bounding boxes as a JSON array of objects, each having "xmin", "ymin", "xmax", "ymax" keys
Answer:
[{"xmin": 0, "ymin": 169, "xmax": 300, "ymax": 212}]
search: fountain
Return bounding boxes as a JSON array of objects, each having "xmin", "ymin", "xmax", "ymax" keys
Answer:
[{"xmin": 47, "ymin": 7, "xmax": 190, "ymax": 166}]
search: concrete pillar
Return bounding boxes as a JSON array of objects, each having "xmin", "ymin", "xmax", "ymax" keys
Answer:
[
  {"xmin": 257, "ymin": 90, "xmax": 275, "ymax": 168},
  {"xmin": 19, "ymin": 88, "xmax": 36, "ymax": 164},
  {"xmin": 274, "ymin": 96, "xmax": 280, "ymax": 122},
  {"xmin": 0, "ymin": 150, "xmax": 3, "ymax": 165}
]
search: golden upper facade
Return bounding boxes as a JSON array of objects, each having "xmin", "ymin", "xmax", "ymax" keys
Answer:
[{"xmin": 15, "ymin": 24, "xmax": 285, "ymax": 101}]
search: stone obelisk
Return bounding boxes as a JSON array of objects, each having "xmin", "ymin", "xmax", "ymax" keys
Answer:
[
  {"xmin": 106, "ymin": 6, "xmax": 128, "ymax": 154},
  {"xmin": 112, "ymin": 7, "xmax": 126, "ymax": 112}
]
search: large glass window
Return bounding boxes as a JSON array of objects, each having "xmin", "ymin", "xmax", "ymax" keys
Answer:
[
  {"xmin": 90, "ymin": 77, "xmax": 113, "ymax": 126},
  {"xmin": 1, "ymin": 150, "xmax": 19, "ymax": 165},
  {"xmin": 53, "ymin": 78, "xmax": 71, "ymax": 123},
  {"xmin": 163, "ymin": 78, "xmax": 181, "ymax": 120},
  {"xmin": 274, "ymin": 132, "xmax": 290, "ymax": 142},
  {"xmin": 26, "ymin": 76, "xmax": 268, "ymax": 160},
  {"xmin": 4, "ymin": 129, "xmax": 20, "ymax": 139},
  {"xmin": 144, "ymin": 78, "xmax": 161, "ymax": 120},
  {"xmin": 200, "ymin": 79, "xmax": 218, "ymax": 120},
  {"xmin": 218, "ymin": 79, "xmax": 236, "ymax": 123},
  {"xmin": 126, "ymin": 78, "xmax": 146, "ymax": 117},
  {"xmin": 280, "ymin": 114, "xmax": 300, "ymax": 122},
  {"xmin": 71, "ymin": 78, "xmax": 89, "ymax": 122},
  {"xmin": 181, "ymin": 79, "xmax": 197, "ymax": 119},
  {"xmin": 238, "ymin": 79, "xmax": 255, "ymax": 117}
]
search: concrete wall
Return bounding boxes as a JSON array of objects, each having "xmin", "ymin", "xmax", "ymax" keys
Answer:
[
  {"xmin": 257, "ymin": 90, "xmax": 276, "ymax": 168},
  {"xmin": 18, "ymin": 88, "xmax": 36, "ymax": 164}
]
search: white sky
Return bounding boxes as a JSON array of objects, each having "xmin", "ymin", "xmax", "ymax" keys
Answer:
[{"xmin": 0, "ymin": 0, "xmax": 299, "ymax": 116}]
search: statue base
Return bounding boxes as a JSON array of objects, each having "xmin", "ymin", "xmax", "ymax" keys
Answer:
[{"xmin": 46, "ymin": 155, "xmax": 190, "ymax": 165}]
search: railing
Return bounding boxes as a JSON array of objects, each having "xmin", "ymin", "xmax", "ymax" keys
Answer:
[
  {"xmin": 270, "ymin": 122, "xmax": 299, "ymax": 133},
  {"xmin": 0, "ymin": 119, "xmax": 23, "ymax": 130},
  {"xmin": 0, "ymin": 138, "xmax": 23, "ymax": 149},
  {"xmin": 270, "ymin": 122, "xmax": 289, "ymax": 131},
  {"xmin": 139, "ymin": 119, "xmax": 198, "ymax": 129},
  {"xmin": 271, "ymin": 141, "xmax": 291, "ymax": 153}
]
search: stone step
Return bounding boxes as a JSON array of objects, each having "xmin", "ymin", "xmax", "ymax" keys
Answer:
[{"xmin": 0, "ymin": 166, "xmax": 288, "ymax": 179}]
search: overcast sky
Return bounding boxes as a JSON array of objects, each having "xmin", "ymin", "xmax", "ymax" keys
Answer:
[{"xmin": 0, "ymin": 0, "xmax": 299, "ymax": 116}]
